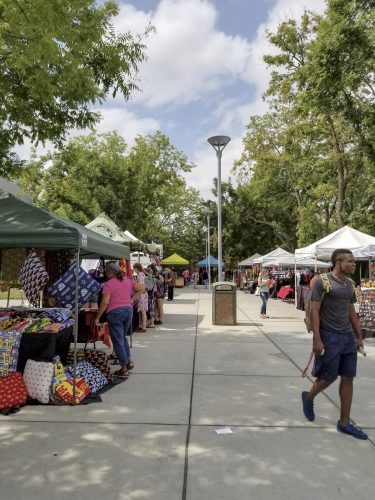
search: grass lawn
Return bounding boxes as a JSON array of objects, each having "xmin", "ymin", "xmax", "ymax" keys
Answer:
[{"xmin": 0, "ymin": 289, "xmax": 24, "ymax": 300}]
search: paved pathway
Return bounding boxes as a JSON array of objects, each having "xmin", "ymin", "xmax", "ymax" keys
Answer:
[{"xmin": 1, "ymin": 287, "xmax": 375, "ymax": 499}]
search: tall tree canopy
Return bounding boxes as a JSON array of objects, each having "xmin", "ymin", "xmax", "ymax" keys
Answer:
[
  {"xmin": 235, "ymin": 0, "xmax": 375, "ymax": 254},
  {"xmin": 17, "ymin": 131, "xmax": 205, "ymax": 260},
  {"xmin": 0, "ymin": 0, "xmax": 151, "ymax": 176}
]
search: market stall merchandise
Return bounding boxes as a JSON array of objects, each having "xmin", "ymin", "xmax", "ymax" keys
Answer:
[
  {"xmin": 357, "ymin": 280, "xmax": 375, "ymax": 338},
  {"xmin": 0, "ymin": 197, "xmax": 130, "ymax": 408}
]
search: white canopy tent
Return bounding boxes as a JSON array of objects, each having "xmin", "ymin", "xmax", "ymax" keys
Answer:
[
  {"xmin": 295, "ymin": 226, "xmax": 375, "ymax": 260},
  {"xmin": 254, "ymin": 247, "xmax": 293, "ymax": 264},
  {"xmin": 86, "ymin": 213, "xmax": 133, "ymax": 243},
  {"xmin": 262, "ymin": 256, "xmax": 331, "ymax": 269},
  {"xmin": 239, "ymin": 253, "xmax": 261, "ymax": 266},
  {"xmin": 352, "ymin": 244, "xmax": 375, "ymax": 259}
]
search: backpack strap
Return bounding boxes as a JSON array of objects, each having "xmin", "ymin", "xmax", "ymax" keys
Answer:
[{"xmin": 320, "ymin": 273, "xmax": 332, "ymax": 295}]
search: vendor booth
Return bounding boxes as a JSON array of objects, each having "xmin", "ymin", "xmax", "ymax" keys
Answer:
[
  {"xmin": 238, "ymin": 254, "xmax": 261, "ymax": 267},
  {"xmin": 254, "ymin": 248, "xmax": 293, "ymax": 264},
  {"xmin": 196, "ymin": 255, "xmax": 222, "ymax": 268},
  {"xmin": 162, "ymin": 253, "xmax": 189, "ymax": 287},
  {"xmin": 0, "ymin": 198, "xmax": 130, "ymax": 411},
  {"xmin": 295, "ymin": 226, "xmax": 375, "ymax": 336},
  {"xmin": 295, "ymin": 226, "xmax": 375, "ymax": 262}
]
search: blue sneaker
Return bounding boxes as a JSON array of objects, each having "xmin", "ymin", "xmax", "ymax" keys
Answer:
[
  {"xmin": 301, "ymin": 391, "xmax": 315, "ymax": 421},
  {"xmin": 337, "ymin": 422, "xmax": 368, "ymax": 440}
]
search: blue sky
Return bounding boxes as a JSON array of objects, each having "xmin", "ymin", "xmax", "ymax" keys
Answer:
[{"xmin": 17, "ymin": 0, "xmax": 327, "ymax": 199}]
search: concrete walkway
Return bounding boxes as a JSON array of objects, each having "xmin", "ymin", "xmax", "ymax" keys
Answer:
[{"xmin": 1, "ymin": 287, "xmax": 375, "ymax": 499}]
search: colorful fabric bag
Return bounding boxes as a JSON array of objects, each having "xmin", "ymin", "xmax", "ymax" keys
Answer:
[
  {"xmin": 0, "ymin": 331, "xmax": 22, "ymax": 377},
  {"xmin": 22, "ymin": 318, "xmax": 52, "ymax": 334},
  {"xmin": 23, "ymin": 360, "xmax": 54, "ymax": 404},
  {"xmin": 48, "ymin": 265, "xmax": 101, "ymax": 311},
  {"xmin": 40, "ymin": 308, "xmax": 72, "ymax": 323},
  {"xmin": 0, "ymin": 317, "xmax": 21, "ymax": 331},
  {"xmin": 54, "ymin": 378, "xmax": 90, "ymax": 404},
  {"xmin": 67, "ymin": 360, "xmax": 108, "ymax": 393},
  {"xmin": 0, "ymin": 372, "xmax": 28, "ymax": 410},
  {"xmin": 19, "ymin": 252, "xmax": 49, "ymax": 306},
  {"xmin": 51, "ymin": 356, "xmax": 71, "ymax": 392},
  {"xmin": 66, "ymin": 348, "xmax": 113, "ymax": 382}
]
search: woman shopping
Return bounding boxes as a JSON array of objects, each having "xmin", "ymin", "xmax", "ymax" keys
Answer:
[
  {"xmin": 258, "ymin": 270, "xmax": 271, "ymax": 319},
  {"xmin": 95, "ymin": 262, "xmax": 144, "ymax": 378},
  {"xmin": 133, "ymin": 262, "xmax": 149, "ymax": 332}
]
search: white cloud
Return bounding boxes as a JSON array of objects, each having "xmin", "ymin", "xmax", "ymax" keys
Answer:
[
  {"xmin": 186, "ymin": 135, "xmax": 243, "ymax": 201},
  {"xmin": 115, "ymin": 0, "xmax": 252, "ymax": 107},
  {"xmin": 93, "ymin": 108, "xmax": 160, "ymax": 143},
  {"xmin": 185, "ymin": 0, "xmax": 327, "ymax": 197},
  {"xmin": 13, "ymin": 110, "xmax": 160, "ymax": 161}
]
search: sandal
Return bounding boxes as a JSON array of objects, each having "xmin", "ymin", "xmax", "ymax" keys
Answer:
[
  {"xmin": 113, "ymin": 369, "xmax": 130, "ymax": 379},
  {"xmin": 127, "ymin": 361, "xmax": 135, "ymax": 370}
]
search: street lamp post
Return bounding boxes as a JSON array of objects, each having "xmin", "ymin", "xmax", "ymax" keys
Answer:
[
  {"xmin": 204, "ymin": 206, "xmax": 211, "ymax": 290},
  {"xmin": 207, "ymin": 135, "xmax": 231, "ymax": 282}
]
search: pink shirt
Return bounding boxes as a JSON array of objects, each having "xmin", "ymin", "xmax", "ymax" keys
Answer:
[{"xmin": 102, "ymin": 277, "xmax": 135, "ymax": 312}]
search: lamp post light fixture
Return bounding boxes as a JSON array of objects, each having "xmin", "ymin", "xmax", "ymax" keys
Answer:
[
  {"xmin": 207, "ymin": 135, "xmax": 231, "ymax": 282},
  {"xmin": 204, "ymin": 206, "xmax": 211, "ymax": 290}
]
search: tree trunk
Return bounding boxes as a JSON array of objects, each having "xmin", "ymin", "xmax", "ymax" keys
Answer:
[{"xmin": 327, "ymin": 116, "xmax": 348, "ymax": 228}]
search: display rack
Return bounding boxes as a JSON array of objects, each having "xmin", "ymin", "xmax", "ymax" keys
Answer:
[{"xmin": 358, "ymin": 280, "xmax": 375, "ymax": 337}]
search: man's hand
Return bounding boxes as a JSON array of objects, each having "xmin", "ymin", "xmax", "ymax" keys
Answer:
[
  {"xmin": 313, "ymin": 335, "xmax": 324, "ymax": 355},
  {"xmin": 94, "ymin": 316, "xmax": 101, "ymax": 326},
  {"xmin": 356, "ymin": 336, "xmax": 364, "ymax": 349}
]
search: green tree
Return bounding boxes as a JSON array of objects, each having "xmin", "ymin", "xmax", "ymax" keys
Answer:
[
  {"xmin": 0, "ymin": 0, "xmax": 152, "ymax": 175},
  {"xmin": 236, "ymin": 3, "xmax": 375, "ymax": 252},
  {"xmin": 17, "ymin": 130, "xmax": 206, "ymax": 259}
]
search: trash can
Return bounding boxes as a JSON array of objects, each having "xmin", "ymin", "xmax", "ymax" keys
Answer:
[{"xmin": 212, "ymin": 282, "xmax": 237, "ymax": 325}]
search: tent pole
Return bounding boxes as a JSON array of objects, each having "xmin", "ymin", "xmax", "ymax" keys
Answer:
[
  {"xmin": 369, "ymin": 260, "xmax": 371, "ymax": 280},
  {"xmin": 72, "ymin": 247, "xmax": 80, "ymax": 405},
  {"xmin": 294, "ymin": 256, "xmax": 297, "ymax": 307}
]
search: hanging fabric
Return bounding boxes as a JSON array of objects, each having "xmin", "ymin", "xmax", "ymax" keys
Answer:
[{"xmin": 19, "ymin": 251, "xmax": 49, "ymax": 306}]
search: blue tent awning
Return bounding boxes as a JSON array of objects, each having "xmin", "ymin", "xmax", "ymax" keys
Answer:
[{"xmin": 196, "ymin": 255, "xmax": 222, "ymax": 267}]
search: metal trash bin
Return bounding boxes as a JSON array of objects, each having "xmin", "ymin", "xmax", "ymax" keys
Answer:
[{"xmin": 212, "ymin": 282, "xmax": 237, "ymax": 325}]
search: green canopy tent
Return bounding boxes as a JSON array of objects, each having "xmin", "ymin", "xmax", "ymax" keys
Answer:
[
  {"xmin": 0, "ymin": 197, "xmax": 130, "ymax": 403},
  {"xmin": 0, "ymin": 197, "xmax": 130, "ymax": 259},
  {"xmin": 161, "ymin": 253, "xmax": 189, "ymax": 266}
]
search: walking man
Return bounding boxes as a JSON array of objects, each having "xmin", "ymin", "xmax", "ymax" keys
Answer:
[{"xmin": 301, "ymin": 249, "xmax": 368, "ymax": 439}]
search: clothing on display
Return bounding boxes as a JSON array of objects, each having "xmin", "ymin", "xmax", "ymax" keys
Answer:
[{"xmin": 19, "ymin": 252, "xmax": 49, "ymax": 306}]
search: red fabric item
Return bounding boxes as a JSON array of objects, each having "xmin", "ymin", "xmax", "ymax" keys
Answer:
[
  {"xmin": 277, "ymin": 286, "xmax": 293, "ymax": 299},
  {"xmin": 0, "ymin": 372, "xmax": 28, "ymax": 409},
  {"xmin": 80, "ymin": 310, "xmax": 111, "ymax": 348}
]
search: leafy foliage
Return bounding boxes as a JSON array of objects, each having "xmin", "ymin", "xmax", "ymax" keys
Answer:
[
  {"xmin": 16, "ymin": 131, "xmax": 205, "ymax": 259},
  {"xmin": 0, "ymin": 0, "xmax": 152, "ymax": 172},
  {"xmin": 234, "ymin": 0, "xmax": 375, "ymax": 254}
]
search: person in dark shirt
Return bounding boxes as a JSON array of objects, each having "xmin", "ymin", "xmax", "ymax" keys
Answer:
[{"xmin": 301, "ymin": 249, "xmax": 367, "ymax": 439}]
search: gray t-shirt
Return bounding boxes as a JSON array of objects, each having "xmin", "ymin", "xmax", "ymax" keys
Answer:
[{"xmin": 310, "ymin": 273, "xmax": 356, "ymax": 332}]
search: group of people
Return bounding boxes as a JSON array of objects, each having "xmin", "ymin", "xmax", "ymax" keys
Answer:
[{"xmin": 94, "ymin": 261, "xmax": 175, "ymax": 379}]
